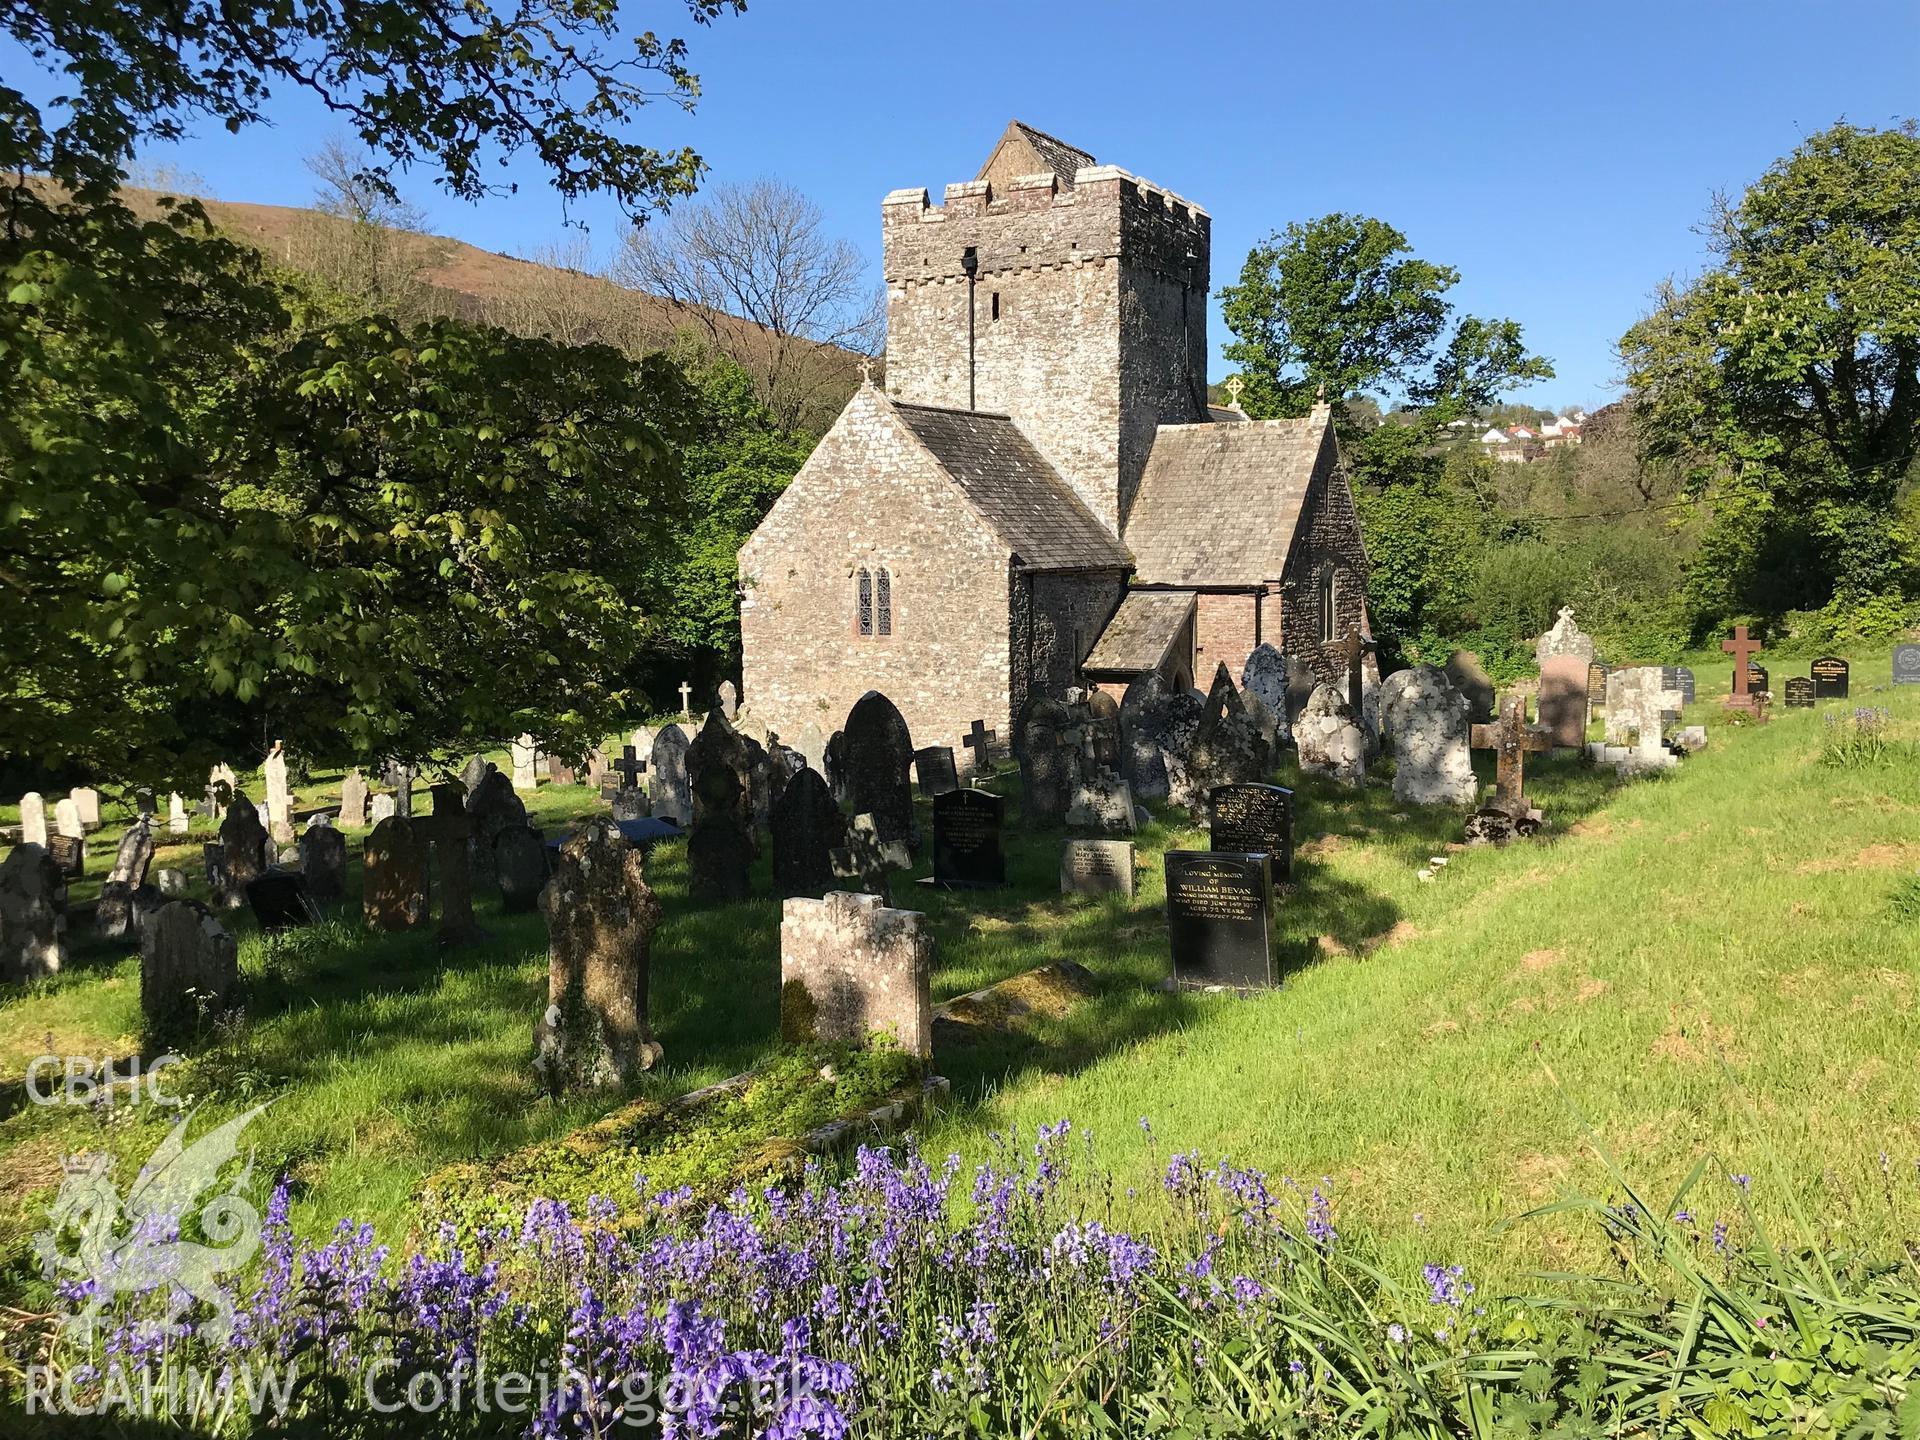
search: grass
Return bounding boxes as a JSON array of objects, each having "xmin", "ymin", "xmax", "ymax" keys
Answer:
[{"xmin": 2, "ymin": 668, "xmax": 1917, "ymax": 1310}]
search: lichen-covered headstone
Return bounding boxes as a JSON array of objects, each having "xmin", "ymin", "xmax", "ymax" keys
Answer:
[
  {"xmin": 338, "ymin": 769, "xmax": 369, "ymax": 829},
  {"xmin": 299, "ymin": 819, "xmax": 348, "ymax": 905},
  {"xmin": 0, "ymin": 844, "xmax": 66, "ymax": 983},
  {"xmin": 1240, "ymin": 644, "xmax": 1292, "ymax": 747},
  {"xmin": 1535, "ymin": 605, "xmax": 1597, "ymax": 665},
  {"xmin": 466, "ymin": 768, "xmax": 528, "ymax": 890},
  {"xmin": 140, "ymin": 902, "xmax": 237, "ymax": 1040},
  {"xmin": 1295, "ymin": 684, "xmax": 1366, "ymax": 788},
  {"xmin": 687, "ymin": 709, "xmax": 755, "ymax": 901},
  {"xmin": 534, "ymin": 817, "xmax": 664, "ymax": 1091},
  {"xmin": 779, "ymin": 890, "xmax": 933, "ymax": 1061},
  {"xmin": 95, "ymin": 815, "xmax": 158, "ymax": 942},
  {"xmin": 263, "ymin": 742, "xmax": 294, "ymax": 845},
  {"xmin": 771, "ymin": 768, "xmax": 843, "ymax": 900},
  {"xmin": 1377, "ymin": 666, "xmax": 1475, "ymax": 806},
  {"xmin": 167, "ymin": 793, "xmax": 189, "ymax": 835},
  {"xmin": 216, "ymin": 798, "xmax": 269, "ymax": 908},
  {"xmin": 1167, "ymin": 665, "xmax": 1271, "ymax": 811},
  {"xmin": 842, "ymin": 691, "xmax": 915, "ymax": 849},
  {"xmin": 1017, "ymin": 697, "xmax": 1075, "ymax": 824},
  {"xmin": 1444, "ymin": 650, "xmax": 1496, "ymax": 725},
  {"xmin": 363, "ymin": 816, "xmax": 431, "ymax": 930},
  {"xmin": 648, "ymin": 724, "xmax": 692, "ymax": 825}
]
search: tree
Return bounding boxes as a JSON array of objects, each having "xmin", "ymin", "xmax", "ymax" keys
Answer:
[
  {"xmin": 611, "ymin": 178, "xmax": 880, "ymax": 434},
  {"xmin": 1219, "ymin": 213, "xmax": 1553, "ymax": 469},
  {"xmin": 288, "ymin": 139, "xmax": 443, "ymax": 321},
  {"xmin": 2, "ymin": 0, "xmax": 744, "ymax": 784},
  {"xmin": 1621, "ymin": 119, "xmax": 1920, "ymax": 629}
]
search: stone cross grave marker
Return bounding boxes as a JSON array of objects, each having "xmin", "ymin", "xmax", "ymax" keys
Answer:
[
  {"xmin": 963, "ymin": 719, "xmax": 997, "ymax": 776},
  {"xmin": 678, "ymin": 680, "xmax": 693, "ymax": 716},
  {"xmin": 1165, "ymin": 851, "xmax": 1274, "ymax": 990},
  {"xmin": 611, "ymin": 746, "xmax": 646, "ymax": 789},
  {"xmin": 931, "ymin": 788, "xmax": 1005, "ymax": 888},
  {"xmin": 1784, "ymin": 677, "xmax": 1815, "ymax": 708},
  {"xmin": 1224, "ymin": 374, "xmax": 1244, "ymax": 409},
  {"xmin": 1811, "ymin": 656, "xmax": 1850, "ymax": 700},
  {"xmin": 1721, "ymin": 625, "xmax": 1763, "ymax": 712},
  {"xmin": 779, "ymin": 891, "xmax": 933, "ymax": 1060},
  {"xmin": 1207, "ymin": 783, "xmax": 1293, "ymax": 880},
  {"xmin": 1470, "ymin": 695, "xmax": 1552, "ymax": 818}
]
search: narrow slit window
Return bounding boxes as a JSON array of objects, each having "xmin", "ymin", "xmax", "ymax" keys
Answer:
[
  {"xmin": 856, "ymin": 568, "xmax": 873, "ymax": 637},
  {"xmin": 990, "ymin": 291, "xmax": 1001, "ymax": 321},
  {"xmin": 1317, "ymin": 565, "xmax": 1336, "ymax": 644},
  {"xmin": 876, "ymin": 568, "xmax": 893, "ymax": 636}
]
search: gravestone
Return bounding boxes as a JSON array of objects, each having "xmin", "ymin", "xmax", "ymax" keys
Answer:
[
  {"xmin": 1118, "ymin": 673, "xmax": 1174, "ymax": 801},
  {"xmin": 1377, "ymin": 666, "xmax": 1477, "ymax": 806},
  {"xmin": 932, "ymin": 788, "xmax": 1005, "ymax": 888},
  {"xmin": 1587, "ymin": 661, "xmax": 1611, "ymax": 710},
  {"xmin": 961, "ymin": 718, "xmax": 997, "ymax": 778},
  {"xmin": 1060, "ymin": 839, "xmax": 1135, "ymax": 897},
  {"xmin": 204, "ymin": 763, "xmax": 238, "ymax": 820},
  {"xmin": 824, "ymin": 730, "xmax": 850, "ymax": 806},
  {"xmin": 1783, "ymin": 677, "xmax": 1816, "ymax": 708},
  {"xmin": 534, "ymin": 817, "xmax": 665, "ymax": 1090},
  {"xmin": 1018, "ymin": 697, "xmax": 1076, "ymax": 824},
  {"xmin": 1665, "ymin": 666, "xmax": 1697, "ymax": 706},
  {"xmin": 1067, "ymin": 770, "xmax": 1136, "ymax": 835},
  {"xmin": 609, "ymin": 745, "xmax": 646, "ymax": 794},
  {"xmin": 1721, "ymin": 625, "xmax": 1764, "ymax": 713},
  {"xmin": 648, "ymin": 724, "xmax": 692, "ymax": 825},
  {"xmin": 686, "ymin": 709, "xmax": 754, "ymax": 902},
  {"xmin": 771, "ymin": 768, "xmax": 843, "ymax": 900},
  {"xmin": 428, "ymin": 780, "xmax": 485, "ymax": 948},
  {"xmin": 630, "ymin": 726, "xmax": 656, "ymax": 764},
  {"xmin": 1811, "ymin": 656, "xmax": 1850, "ymax": 700},
  {"xmin": 1472, "ymin": 695, "xmax": 1555, "ymax": 814},
  {"xmin": 1536, "ymin": 654, "xmax": 1592, "ymax": 751},
  {"xmin": 718, "ymin": 680, "xmax": 739, "ymax": 721},
  {"xmin": 1604, "ymin": 667, "xmax": 1685, "ymax": 773},
  {"xmin": 363, "ymin": 816, "xmax": 431, "ymax": 930},
  {"xmin": 70, "ymin": 787, "xmax": 100, "ymax": 831},
  {"xmin": 466, "ymin": 769, "xmax": 528, "ymax": 890},
  {"xmin": 201, "ymin": 844, "xmax": 228, "ymax": 902},
  {"xmin": 1240, "ymin": 644, "xmax": 1292, "ymax": 747},
  {"xmin": 767, "ymin": 743, "xmax": 807, "ymax": 814},
  {"xmin": 217, "ymin": 798, "xmax": 269, "ymax": 907},
  {"xmin": 18, "ymin": 792, "xmax": 46, "ymax": 849},
  {"xmin": 1294, "ymin": 684, "xmax": 1366, "ymax": 788},
  {"xmin": 495, "ymin": 826, "xmax": 550, "ymax": 913},
  {"xmin": 611, "ymin": 787, "xmax": 649, "ymax": 822},
  {"xmin": 460, "ymin": 754, "xmax": 490, "ymax": 797},
  {"xmin": 245, "ymin": 869, "xmax": 309, "ymax": 930},
  {"xmin": 54, "ymin": 797, "xmax": 83, "ymax": 840},
  {"xmin": 369, "ymin": 793, "xmax": 397, "ymax": 826},
  {"xmin": 779, "ymin": 890, "xmax": 933, "ymax": 1060},
  {"xmin": 1444, "ymin": 650, "xmax": 1496, "ymax": 724},
  {"xmin": 95, "ymin": 816, "xmax": 158, "ymax": 942},
  {"xmin": 167, "ymin": 793, "xmax": 189, "ymax": 835},
  {"xmin": 1747, "ymin": 663, "xmax": 1770, "ymax": 696},
  {"xmin": 1535, "ymin": 605, "xmax": 1597, "ymax": 665},
  {"xmin": 1895, "ymin": 643, "xmax": 1920, "ymax": 686},
  {"xmin": 337, "ymin": 769, "xmax": 368, "ymax": 829},
  {"xmin": 385, "ymin": 761, "xmax": 416, "ymax": 819},
  {"xmin": 742, "ymin": 733, "xmax": 772, "ymax": 833},
  {"xmin": 547, "ymin": 754, "xmax": 577, "ymax": 786},
  {"xmin": 797, "ymin": 722, "xmax": 829, "ymax": 778},
  {"xmin": 830, "ymin": 813, "xmax": 898, "ymax": 904},
  {"xmin": 510, "ymin": 735, "xmax": 540, "ymax": 792},
  {"xmin": 842, "ymin": 692, "xmax": 915, "ymax": 848},
  {"xmin": 1165, "ymin": 851, "xmax": 1274, "ymax": 990},
  {"xmin": 48, "ymin": 834, "xmax": 85, "ymax": 881},
  {"xmin": 1087, "ymin": 690, "xmax": 1123, "ymax": 770},
  {"xmin": 1208, "ymin": 784, "xmax": 1294, "ymax": 880},
  {"xmin": 139, "ymin": 902, "xmax": 236, "ymax": 1039},
  {"xmin": 299, "ymin": 820, "xmax": 347, "ymax": 905},
  {"xmin": 263, "ymin": 742, "xmax": 294, "ymax": 844},
  {"xmin": 155, "ymin": 867, "xmax": 189, "ymax": 897},
  {"xmin": 585, "ymin": 749, "xmax": 609, "ymax": 790},
  {"xmin": 1168, "ymin": 665, "xmax": 1271, "ymax": 812},
  {"xmin": 914, "ymin": 746, "xmax": 960, "ymax": 797},
  {"xmin": 0, "ymin": 845, "xmax": 66, "ymax": 983}
]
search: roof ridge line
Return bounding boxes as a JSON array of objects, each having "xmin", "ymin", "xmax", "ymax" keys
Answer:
[{"xmin": 888, "ymin": 398, "xmax": 1015, "ymax": 421}]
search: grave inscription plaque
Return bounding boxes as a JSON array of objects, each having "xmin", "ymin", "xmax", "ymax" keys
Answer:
[
  {"xmin": 1207, "ymin": 784, "xmax": 1293, "ymax": 880},
  {"xmin": 1165, "ymin": 851, "xmax": 1274, "ymax": 990},
  {"xmin": 931, "ymin": 789, "xmax": 1005, "ymax": 889},
  {"xmin": 1811, "ymin": 656, "xmax": 1850, "ymax": 700}
]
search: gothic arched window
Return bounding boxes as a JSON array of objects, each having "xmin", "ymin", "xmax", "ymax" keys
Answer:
[
  {"xmin": 856, "ymin": 568, "xmax": 873, "ymax": 637},
  {"xmin": 1317, "ymin": 564, "xmax": 1337, "ymax": 644},
  {"xmin": 875, "ymin": 567, "xmax": 893, "ymax": 637}
]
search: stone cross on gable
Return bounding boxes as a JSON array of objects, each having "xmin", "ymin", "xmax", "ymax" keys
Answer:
[
  {"xmin": 1471, "ymin": 695, "xmax": 1552, "ymax": 817},
  {"xmin": 1338, "ymin": 627, "xmax": 1375, "ymax": 714},
  {"xmin": 678, "ymin": 681, "xmax": 693, "ymax": 716},
  {"xmin": 859, "ymin": 357, "xmax": 874, "ymax": 385},
  {"xmin": 1224, "ymin": 375, "xmax": 1244, "ymax": 409},
  {"xmin": 963, "ymin": 719, "xmax": 996, "ymax": 775},
  {"xmin": 1721, "ymin": 625, "xmax": 1763, "ymax": 711},
  {"xmin": 611, "ymin": 746, "xmax": 646, "ymax": 788}
]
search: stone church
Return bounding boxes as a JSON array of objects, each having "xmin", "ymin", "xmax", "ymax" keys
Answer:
[{"xmin": 739, "ymin": 121, "xmax": 1371, "ymax": 755}]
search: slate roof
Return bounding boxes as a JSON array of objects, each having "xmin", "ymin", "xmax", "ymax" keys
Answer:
[
  {"xmin": 977, "ymin": 120, "xmax": 1096, "ymax": 190},
  {"xmin": 1084, "ymin": 591, "xmax": 1196, "ymax": 674},
  {"xmin": 891, "ymin": 400, "xmax": 1131, "ymax": 571},
  {"xmin": 1123, "ymin": 415, "xmax": 1333, "ymax": 586}
]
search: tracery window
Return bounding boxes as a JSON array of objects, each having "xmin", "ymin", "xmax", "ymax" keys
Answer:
[
  {"xmin": 856, "ymin": 568, "xmax": 873, "ymax": 637},
  {"xmin": 875, "ymin": 567, "xmax": 892, "ymax": 636}
]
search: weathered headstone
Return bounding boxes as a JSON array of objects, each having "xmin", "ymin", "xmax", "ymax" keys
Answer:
[
  {"xmin": 1536, "ymin": 654, "xmax": 1592, "ymax": 751},
  {"xmin": 546, "ymin": 754, "xmax": 577, "ymax": 786},
  {"xmin": 155, "ymin": 867, "xmax": 189, "ymax": 897},
  {"xmin": 0, "ymin": 845, "xmax": 66, "ymax": 983},
  {"xmin": 742, "ymin": 733, "xmax": 772, "ymax": 834},
  {"xmin": 718, "ymin": 679, "xmax": 739, "ymax": 721},
  {"xmin": 1811, "ymin": 656, "xmax": 1850, "ymax": 700},
  {"xmin": 385, "ymin": 761, "xmax": 416, "ymax": 819},
  {"xmin": 1067, "ymin": 769, "xmax": 1137, "ymax": 835},
  {"xmin": 1784, "ymin": 677, "xmax": 1816, "ymax": 708},
  {"xmin": 1472, "ymin": 695, "xmax": 1555, "ymax": 814},
  {"xmin": 363, "ymin": 816, "xmax": 431, "ymax": 931},
  {"xmin": 54, "ymin": 797, "xmax": 83, "ymax": 840},
  {"xmin": 510, "ymin": 735, "xmax": 540, "ymax": 792},
  {"xmin": 466, "ymin": 768, "xmax": 529, "ymax": 890},
  {"xmin": 771, "ymin": 768, "xmax": 843, "ymax": 900},
  {"xmin": 1060, "ymin": 838, "xmax": 1136, "ymax": 896},
  {"xmin": 1240, "ymin": 644, "xmax": 1292, "ymax": 747},
  {"xmin": 1894, "ymin": 643, "xmax": 1920, "ymax": 686},
  {"xmin": 779, "ymin": 890, "xmax": 933, "ymax": 1060},
  {"xmin": 1168, "ymin": 665, "xmax": 1271, "ymax": 811},
  {"xmin": 369, "ymin": 793, "xmax": 397, "ymax": 826},
  {"xmin": 167, "ymin": 793, "xmax": 190, "ymax": 835},
  {"xmin": 1536, "ymin": 606, "xmax": 1598, "ymax": 665},
  {"xmin": 767, "ymin": 742, "xmax": 806, "ymax": 815},
  {"xmin": 1603, "ymin": 667, "xmax": 1685, "ymax": 773},
  {"xmin": 1165, "ymin": 851, "xmax": 1274, "ymax": 990},
  {"xmin": 1294, "ymin": 684, "xmax": 1366, "ymax": 788},
  {"xmin": 460, "ymin": 754, "xmax": 490, "ymax": 797},
  {"xmin": 687, "ymin": 709, "xmax": 755, "ymax": 902},
  {"xmin": 338, "ymin": 769, "xmax": 369, "ymax": 829},
  {"xmin": 495, "ymin": 825, "xmax": 550, "ymax": 913},
  {"xmin": 1378, "ymin": 665, "xmax": 1477, "ymax": 806},
  {"xmin": 932, "ymin": 788, "xmax": 1005, "ymax": 888},
  {"xmin": 201, "ymin": 844, "xmax": 228, "ymax": 903},
  {"xmin": 823, "ymin": 730, "xmax": 850, "ymax": 806},
  {"xmin": 70, "ymin": 787, "xmax": 100, "ymax": 831},
  {"xmin": 95, "ymin": 816, "xmax": 158, "ymax": 942},
  {"xmin": 648, "ymin": 724, "xmax": 692, "ymax": 825},
  {"xmin": 203, "ymin": 763, "xmax": 238, "ymax": 820},
  {"xmin": 263, "ymin": 742, "xmax": 294, "ymax": 844},
  {"xmin": 1208, "ymin": 784, "xmax": 1294, "ymax": 880},
  {"xmin": 216, "ymin": 798, "xmax": 269, "ymax": 908},
  {"xmin": 914, "ymin": 745, "xmax": 960, "ymax": 797},
  {"xmin": 299, "ymin": 820, "xmax": 347, "ymax": 905},
  {"xmin": 1722, "ymin": 625, "xmax": 1764, "ymax": 713},
  {"xmin": 1017, "ymin": 697, "xmax": 1076, "ymax": 824},
  {"xmin": 611, "ymin": 787, "xmax": 648, "ymax": 821},
  {"xmin": 246, "ymin": 869, "xmax": 309, "ymax": 930},
  {"xmin": 797, "ymin": 722, "xmax": 829, "ymax": 778},
  {"xmin": 585, "ymin": 748, "xmax": 610, "ymax": 790},
  {"xmin": 140, "ymin": 902, "xmax": 236, "ymax": 1039},
  {"xmin": 427, "ymin": 781, "xmax": 484, "ymax": 948},
  {"xmin": 1444, "ymin": 650, "xmax": 1496, "ymax": 724},
  {"xmin": 534, "ymin": 817, "xmax": 665, "ymax": 1090},
  {"xmin": 830, "ymin": 813, "xmax": 899, "ymax": 904},
  {"xmin": 842, "ymin": 692, "xmax": 915, "ymax": 848},
  {"xmin": 18, "ymin": 792, "xmax": 46, "ymax": 849}
]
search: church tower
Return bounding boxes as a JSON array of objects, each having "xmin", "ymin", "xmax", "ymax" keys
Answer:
[{"xmin": 880, "ymin": 121, "xmax": 1211, "ymax": 535}]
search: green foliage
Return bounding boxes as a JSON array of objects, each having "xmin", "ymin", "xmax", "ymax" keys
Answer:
[
  {"xmin": 1622, "ymin": 119, "xmax": 1920, "ymax": 624},
  {"xmin": 1820, "ymin": 706, "xmax": 1903, "ymax": 769}
]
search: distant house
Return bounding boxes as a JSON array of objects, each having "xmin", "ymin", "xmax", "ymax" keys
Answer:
[{"xmin": 1479, "ymin": 416, "xmax": 1583, "ymax": 462}]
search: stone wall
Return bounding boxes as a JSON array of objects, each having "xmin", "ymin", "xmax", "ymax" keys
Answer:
[
  {"xmin": 1012, "ymin": 570, "xmax": 1130, "ymax": 717},
  {"xmin": 1276, "ymin": 445, "xmax": 1371, "ymax": 685},
  {"xmin": 740, "ymin": 387, "xmax": 1011, "ymax": 755},
  {"xmin": 883, "ymin": 167, "xmax": 1210, "ymax": 534}
]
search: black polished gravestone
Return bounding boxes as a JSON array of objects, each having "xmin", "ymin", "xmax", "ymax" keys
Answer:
[
  {"xmin": 1784, "ymin": 677, "xmax": 1816, "ymax": 708},
  {"xmin": 1741, "ymin": 661, "xmax": 1770, "ymax": 696},
  {"xmin": 1165, "ymin": 851, "xmax": 1275, "ymax": 990},
  {"xmin": 914, "ymin": 746, "xmax": 960, "ymax": 798},
  {"xmin": 1207, "ymin": 784, "xmax": 1294, "ymax": 881},
  {"xmin": 930, "ymin": 788, "xmax": 1005, "ymax": 889},
  {"xmin": 1811, "ymin": 656, "xmax": 1850, "ymax": 700},
  {"xmin": 1587, "ymin": 662, "xmax": 1610, "ymax": 708},
  {"xmin": 1662, "ymin": 666, "xmax": 1697, "ymax": 706}
]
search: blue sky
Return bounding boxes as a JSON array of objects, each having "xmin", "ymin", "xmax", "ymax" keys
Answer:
[{"xmin": 31, "ymin": 0, "xmax": 1920, "ymax": 407}]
